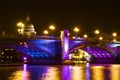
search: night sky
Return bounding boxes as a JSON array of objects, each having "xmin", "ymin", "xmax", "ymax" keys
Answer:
[{"xmin": 0, "ymin": 0, "xmax": 120, "ymax": 36}]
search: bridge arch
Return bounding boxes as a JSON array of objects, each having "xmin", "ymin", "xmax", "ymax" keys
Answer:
[
  {"xmin": 1, "ymin": 43, "xmax": 55, "ymax": 60},
  {"xmin": 69, "ymin": 44, "xmax": 116, "ymax": 63},
  {"xmin": 0, "ymin": 45, "xmax": 56, "ymax": 64}
]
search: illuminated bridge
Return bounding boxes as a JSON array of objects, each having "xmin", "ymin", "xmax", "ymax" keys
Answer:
[{"xmin": 0, "ymin": 34, "xmax": 120, "ymax": 64}]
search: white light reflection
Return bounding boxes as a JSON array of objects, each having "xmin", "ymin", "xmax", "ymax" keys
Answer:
[
  {"xmin": 23, "ymin": 64, "xmax": 28, "ymax": 80},
  {"xmin": 86, "ymin": 63, "xmax": 90, "ymax": 80}
]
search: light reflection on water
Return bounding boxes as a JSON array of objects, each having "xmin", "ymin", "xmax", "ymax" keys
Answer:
[
  {"xmin": 109, "ymin": 65, "xmax": 120, "ymax": 80},
  {"xmin": 9, "ymin": 64, "xmax": 30, "ymax": 80},
  {"xmin": 71, "ymin": 65, "xmax": 86, "ymax": 80},
  {"xmin": 91, "ymin": 66, "xmax": 105, "ymax": 80},
  {"xmin": 0, "ymin": 64, "xmax": 119, "ymax": 80},
  {"xmin": 42, "ymin": 67, "xmax": 61, "ymax": 80}
]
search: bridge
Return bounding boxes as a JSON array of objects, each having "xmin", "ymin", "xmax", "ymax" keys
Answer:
[{"xmin": 0, "ymin": 30, "xmax": 120, "ymax": 64}]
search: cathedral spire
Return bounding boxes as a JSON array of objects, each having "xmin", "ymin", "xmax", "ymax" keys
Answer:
[{"xmin": 26, "ymin": 14, "xmax": 30, "ymax": 22}]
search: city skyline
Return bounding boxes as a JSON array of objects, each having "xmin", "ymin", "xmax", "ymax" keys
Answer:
[{"xmin": 0, "ymin": 1, "xmax": 120, "ymax": 36}]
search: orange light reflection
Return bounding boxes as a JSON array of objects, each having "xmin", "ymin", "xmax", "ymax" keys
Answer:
[
  {"xmin": 42, "ymin": 67, "xmax": 60, "ymax": 80},
  {"xmin": 109, "ymin": 65, "xmax": 120, "ymax": 80},
  {"xmin": 91, "ymin": 66, "xmax": 105, "ymax": 80}
]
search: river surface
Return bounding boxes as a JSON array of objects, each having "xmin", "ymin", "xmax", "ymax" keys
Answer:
[{"xmin": 0, "ymin": 63, "xmax": 120, "ymax": 80}]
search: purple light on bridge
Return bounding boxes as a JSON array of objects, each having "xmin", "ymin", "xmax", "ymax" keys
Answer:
[
  {"xmin": 61, "ymin": 30, "xmax": 69, "ymax": 60},
  {"xmin": 23, "ymin": 57, "xmax": 28, "ymax": 64},
  {"xmin": 64, "ymin": 40, "xmax": 69, "ymax": 55},
  {"xmin": 23, "ymin": 57, "xmax": 27, "ymax": 60}
]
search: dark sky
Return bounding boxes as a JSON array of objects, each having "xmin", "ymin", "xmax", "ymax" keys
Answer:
[{"xmin": 0, "ymin": 0, "xmax": 120, "ymax": 36}]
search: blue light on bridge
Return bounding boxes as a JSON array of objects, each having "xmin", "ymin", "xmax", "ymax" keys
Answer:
[
  {"xmin": 108, "ymin": 43, "xmax": 120, "ymax": 47},
  {"xmin": 7, "ymin": 39, "xmax": 61, "ymax": 59}
]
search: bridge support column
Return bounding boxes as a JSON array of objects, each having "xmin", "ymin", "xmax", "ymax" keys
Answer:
[{"xmin": 60, "ymin": 30, "xmax": 70, "ymax": 61}]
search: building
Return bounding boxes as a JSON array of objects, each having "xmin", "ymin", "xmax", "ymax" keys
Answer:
[{"xmin": 22, "ymin": 16, "xmax": 36, "ymax": 38}]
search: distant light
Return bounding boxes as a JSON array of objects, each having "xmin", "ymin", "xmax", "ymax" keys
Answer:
[
  {"xmin": 112, "ymin": 32, "xmax": 117, "ymax": 37},
  {"xmin": 21, "ymin": 29, "xmax": 24, "ymax": 32},
  {"xmin": 83, "ymin": 34, "xmax": 88, "ymax": 38},
  {"xmin": 18, "ymin": 29, "xmax": 20, "ymax": 32},
  {"xmin": 10, "ymin": 48, "xmax": 13, "ymax": 50},
  {"xmin": 67, "ymin": 33, "xmax": 70, "ymax": 36},
  {"xmin": 99, "ymin": 36, "xmax": 103, "ymax": 40},
  {"xmin": 20, "ymin": 42, "xmax": 22, "ymax": 45},
  {"xmin": 94, "ymin": 29, "xmax": 100, "ymax": 34},
  {"xmin": 2, "ymin": 52, "xmax": 4, "ymax": 55},
  {"xmin": 74, "ymin": 27, "xmax": 79, "ymax": 32},
  {"xmin": 17, "ymin": 22, "xmax": 24, "ymax": 27},
  {"xmin": 17, "ymin": 22, "xmax": 24, "ymax": 35},
  {"xmin": 113, "ymin": 39, "xmax": 117, "ymax": 43},
  {"xmin": 86, "ymin": 57, "xmax": 90, "ymax": 60},
  {"xmin": 49, "ymin": 25, "xmax": 55, "ymax": 30},
  {"xmin": 72, "ymin": 36, "xmax": 76, "ymax": 39},
  {"xmin": 24, "ymin": 42, "xmax": 27, "ymax": 45},
  {"xmin": 23, "ymin": 57, "xmax": 27, "ymax": 60},
  {"xmin": 43, "ymin": 30, "xmax": 49, "ymax": 35}
]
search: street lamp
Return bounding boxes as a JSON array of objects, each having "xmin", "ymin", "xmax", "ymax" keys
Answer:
[
  {"xmin": 83, "ymin": 34, "xmax": 88, "ymax": 38},
  {"xmin": 112, "ymin": 32, "xmax": 117, "ymax": 37},
  {"xmin": 72, "ymin": 36, "xmax": 76, "ymax": 39},
  {"xmin": 94, "ymin": 29, "xmax": 100, "ymax": 41},
  {"xmin": 49, "ymin": 25, "xmax": 55, "ymax": 30},
  {"xmin": 112, "ymin": 32, "xmax": 117, "ymax": 43},
  {"xmin": 17, "ymin": 22, "xmax": 24, "ymax": 35},
  {"xmin": 17, "ymin": 22, "xmax": 24, "ymax": 27},
  {"xmin": 74, "ymin": 27, "xmax": 79, "ymax": 39},
  {"xmin": 49, "ymin": 25, "xmax": 55, "ymax": 39},
  {"xmin": 99, "ymin": 36, "xmax": 103, "ymax": 41},
  {"xmin": 94, "ymin": 29, "xmax": 100, "ymax": 35},
  {"xmin": 43, "ymin": 30, "xmax": 49, "ymax": 35}
]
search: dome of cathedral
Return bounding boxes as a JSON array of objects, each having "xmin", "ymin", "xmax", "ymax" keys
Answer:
[
  {"xmin": 22, "ymin": 16, "xmax": 36, "ymax": 38},
  {"xmin": 23, "ymin": 23, "xmax": 35, "ymax": 32}
]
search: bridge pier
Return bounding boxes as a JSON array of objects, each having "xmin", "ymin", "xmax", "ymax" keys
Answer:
[{"xmin": 60, "ymin": 30, "xmax": 70, "ymax": 61}]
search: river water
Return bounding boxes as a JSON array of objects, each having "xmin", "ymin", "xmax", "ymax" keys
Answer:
[{"xmin": 0, "ymin": 63, "xmax": 120, "ymax": 80}]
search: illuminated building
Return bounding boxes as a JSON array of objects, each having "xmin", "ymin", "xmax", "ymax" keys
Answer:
[
  {"xmin": 0, "ymin": 48, "xmax": 22, "ymax": 63},
  {"xmin": 22, "ymin": 16, "xmax": 36, "ymax": 38}
]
